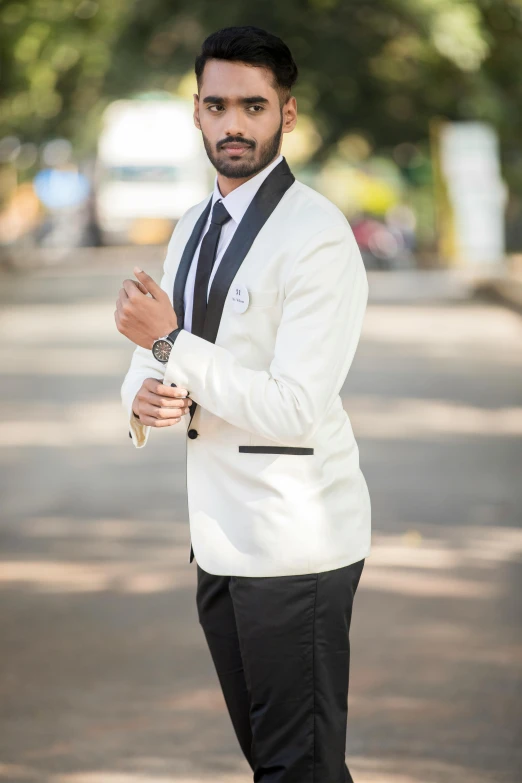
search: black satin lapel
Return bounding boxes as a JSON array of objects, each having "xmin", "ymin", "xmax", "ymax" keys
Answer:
[
  {"xmin": 203, "ymin": 157, "xmax": 295, "ymax": 344},
  {"xmin": 173, "ymin": 196, "xmax": 212, "ymax": 327}
]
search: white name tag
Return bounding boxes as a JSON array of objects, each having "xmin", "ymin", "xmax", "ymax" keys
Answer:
[{"xmin": 230, "ymin": 284, "xmax": 250, "ymax": 313}]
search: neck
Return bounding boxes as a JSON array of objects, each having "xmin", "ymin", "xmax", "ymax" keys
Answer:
[{"xmin": 216, "ymin": 152, "xmax": 282, "ymax": 197}]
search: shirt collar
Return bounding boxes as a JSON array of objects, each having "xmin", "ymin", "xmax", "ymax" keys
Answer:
[{"xmin": 211, "ymin": 153, "xmax": 284, "ymax": 225}]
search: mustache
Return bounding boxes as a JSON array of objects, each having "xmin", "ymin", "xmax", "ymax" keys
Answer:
[{"xmin": 217, "ymin": 137, "xmax": 256, "ymax": 151}]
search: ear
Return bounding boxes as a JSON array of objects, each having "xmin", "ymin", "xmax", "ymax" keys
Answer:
[
  {"xmin": 282, "ymin": 96, "xmax": 297, "ymax": 134},
  {"xmin": 193, "ymin": 93, "xmax": 201, "ymax": 130}
]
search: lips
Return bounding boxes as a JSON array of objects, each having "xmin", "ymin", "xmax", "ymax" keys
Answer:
[{"xmin": 221, "ymin": 144, "xmax": 251, "ymax": 153}]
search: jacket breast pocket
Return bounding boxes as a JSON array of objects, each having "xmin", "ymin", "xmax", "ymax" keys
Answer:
[{"xmin": 238, "ymin": 446, "xmax": 314, "ymax": 455}]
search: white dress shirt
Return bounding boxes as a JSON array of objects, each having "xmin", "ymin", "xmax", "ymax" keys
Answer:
[{"xmin": 183, "ymin": 153, "xmax": 283, "ymax": 333}]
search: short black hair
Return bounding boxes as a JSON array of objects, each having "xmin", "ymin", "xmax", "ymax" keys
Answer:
[{"xmin": 195, "ymin": 26, "xmax": 298, "ymax": 104}]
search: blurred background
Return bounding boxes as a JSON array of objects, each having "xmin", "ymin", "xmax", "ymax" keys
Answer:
[{"xmin": 0, "ymin": 2, "xmax": 521, "ymax": 783}]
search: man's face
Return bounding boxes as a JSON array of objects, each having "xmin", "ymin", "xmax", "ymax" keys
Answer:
[{"xmin": 194, "ymin": 59, "xmax": 297, "ymax": 179}]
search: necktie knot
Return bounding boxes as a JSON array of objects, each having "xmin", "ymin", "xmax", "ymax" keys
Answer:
[{"xmin": 211, "ymin": 199, "xmax": 231, "ymax": 226}]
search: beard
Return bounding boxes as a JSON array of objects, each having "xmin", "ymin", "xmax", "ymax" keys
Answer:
[{"xmin": 202, "ymin": 114, "xmax": 283, "ymax": 179}]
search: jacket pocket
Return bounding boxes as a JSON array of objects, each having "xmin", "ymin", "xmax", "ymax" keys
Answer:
[{"xmin": 238, "ymin": 446, "xmax": 314, "ymax": 455}]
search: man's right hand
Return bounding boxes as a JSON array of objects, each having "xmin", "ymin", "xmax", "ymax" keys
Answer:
[{"xmin": 132, "ymin": 378, "xmax": 193, "ymax": 427}]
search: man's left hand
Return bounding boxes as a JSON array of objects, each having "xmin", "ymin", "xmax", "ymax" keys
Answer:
[{"xmin": 115, "ymin": 267, "xmax": 178, "ymax": 349}]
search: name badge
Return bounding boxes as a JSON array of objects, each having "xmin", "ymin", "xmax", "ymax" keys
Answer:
[{"xmin": 230, "ymin": 284, "xmax": 250, "ymax": 313}]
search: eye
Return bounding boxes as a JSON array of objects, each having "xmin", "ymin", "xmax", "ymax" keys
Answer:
[
  {"xmin": 248, "ymin": 105, "xmax": 264, "ymax": 112},
  {"xmin": 208, "ymin": 105, "xmax": 224, "ymax": 112}
]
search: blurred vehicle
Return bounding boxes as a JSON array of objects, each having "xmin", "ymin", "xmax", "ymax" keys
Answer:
[
  {"xmin": 93, "ymin": 96, "xmax": 211, "ymax": 245},
  {"xmin": 351, "ymin": 214, "xmax": 413, "ymax": 269}
]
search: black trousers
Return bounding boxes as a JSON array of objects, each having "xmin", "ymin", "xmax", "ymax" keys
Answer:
[{"xmin": 195, "ymin": 557, "xmax": 365, "ymax": 783}]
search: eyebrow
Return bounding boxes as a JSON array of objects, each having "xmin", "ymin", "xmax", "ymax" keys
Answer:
[{"xmin": 202, "ymin": 95, "xmax": 269, "ymax": 105}]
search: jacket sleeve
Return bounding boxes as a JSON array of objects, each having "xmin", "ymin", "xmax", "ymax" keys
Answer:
[
  {"xmin": 120, "ymin": 221, "xmax": 183, "ymax": 449},
  {"xmin": 162, "ymin": 223, "xmax": 369, "ymax": 446}
]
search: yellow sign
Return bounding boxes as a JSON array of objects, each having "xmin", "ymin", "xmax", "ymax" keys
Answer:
[{"xmin": 129, "ymin": 218, "xmax": 174, "ymax": 245}]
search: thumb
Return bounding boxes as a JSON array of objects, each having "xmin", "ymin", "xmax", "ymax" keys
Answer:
[{"xmin": 133, "ymin": 267, "xmax": 163, "ymax": 300}]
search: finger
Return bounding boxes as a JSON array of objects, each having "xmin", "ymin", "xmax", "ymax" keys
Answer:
[
  {"xmin": 145, "ymin": 379, "xmax": 189, "ymax": 398},
  {"xmin": 122, "ymin": 279, "xmax": 141, "ymax": 299},
  {"xmin": 140, "ymin": 402, "xmax": 184, "ymax": 421},
  {"xmin": 139, "ymin": 413, "xmax": 181, "ymax": 428},
  {"xmin": 155, "ymin": 405, "xmax": 184, "ymax": 420},
  {"xmin": 143, "ymin": 391, "xmax": 191, "ymax": 409},
  {"xmin": 129, "ymin": 279, "xmax": 149, "ymax": 295},
  {"xmin": 157, "ymin": 395, "xmax": 192, "ymax": 409},
  {"xmin": 133, "ymin": 267, "xmax": 163, "ymax": 300},
  {"xmin": 143, "ymin": 378, "xmax": 188, "ymax": 397}
]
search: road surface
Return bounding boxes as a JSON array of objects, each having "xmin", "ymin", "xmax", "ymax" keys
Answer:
[{"xmin": 0, "ymin": 255, "xmax": 521, "ymax": 783}]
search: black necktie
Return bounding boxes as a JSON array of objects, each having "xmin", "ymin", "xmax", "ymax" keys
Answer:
[{"xmin": 191, "ymin": 199, "xmax": 231, "ymax": 337}]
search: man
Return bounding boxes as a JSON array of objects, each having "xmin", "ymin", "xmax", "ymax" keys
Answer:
[{"xmin": 116, "ymin": 25, "xmax": 371, "ymax": 783}]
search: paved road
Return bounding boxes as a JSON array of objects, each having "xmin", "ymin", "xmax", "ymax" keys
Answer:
[{"xmin": 0, "ymin": 256, "xmax": 521, "ymax": 783}]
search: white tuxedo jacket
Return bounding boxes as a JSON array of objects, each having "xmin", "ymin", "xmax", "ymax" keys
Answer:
[{"xmin": 121, "ymin": 158, "xmax": 371, "ymax": 577}]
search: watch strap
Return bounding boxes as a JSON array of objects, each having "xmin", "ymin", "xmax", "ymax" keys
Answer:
[{"xmin": 166, "ymin": 326, "xmax": 182, "ymax": 344}]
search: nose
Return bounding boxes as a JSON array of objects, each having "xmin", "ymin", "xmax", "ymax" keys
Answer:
[{"xmin": 222, "ymin": 106, "xmax": 246, "ymax": 138}]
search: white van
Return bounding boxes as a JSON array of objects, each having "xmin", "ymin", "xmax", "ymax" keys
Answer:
[{"xmin": 93, "ymin": 96, "xmax": 211, "ymax": 245}]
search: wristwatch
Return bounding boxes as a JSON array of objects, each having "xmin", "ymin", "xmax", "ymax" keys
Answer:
[{"xmin": 152, "ymin": 327, "xmax": 182, "ymax": 363}]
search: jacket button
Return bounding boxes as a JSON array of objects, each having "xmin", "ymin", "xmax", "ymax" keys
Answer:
[{"xmin": 187, "ymin": 428, "xmax": 198, "ymax": 439}]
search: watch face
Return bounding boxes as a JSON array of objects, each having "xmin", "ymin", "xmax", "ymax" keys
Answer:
[{"xmin": 152, "ymin": 339, "xmax": 172, "ymax": 363}]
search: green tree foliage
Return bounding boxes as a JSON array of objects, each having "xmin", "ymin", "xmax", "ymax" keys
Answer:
[
  {"xmin": 0, "ymin": 0, "xmax": 129, "ymax": 152},
  {"xmin": 2, "ymin": 0, "xmax": 522, "ymax": 187}
]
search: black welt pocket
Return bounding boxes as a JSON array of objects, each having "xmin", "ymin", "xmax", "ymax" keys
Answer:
[{"xmin": 238, "ymin": 446, "xmax": 314, "ymax": 455}]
